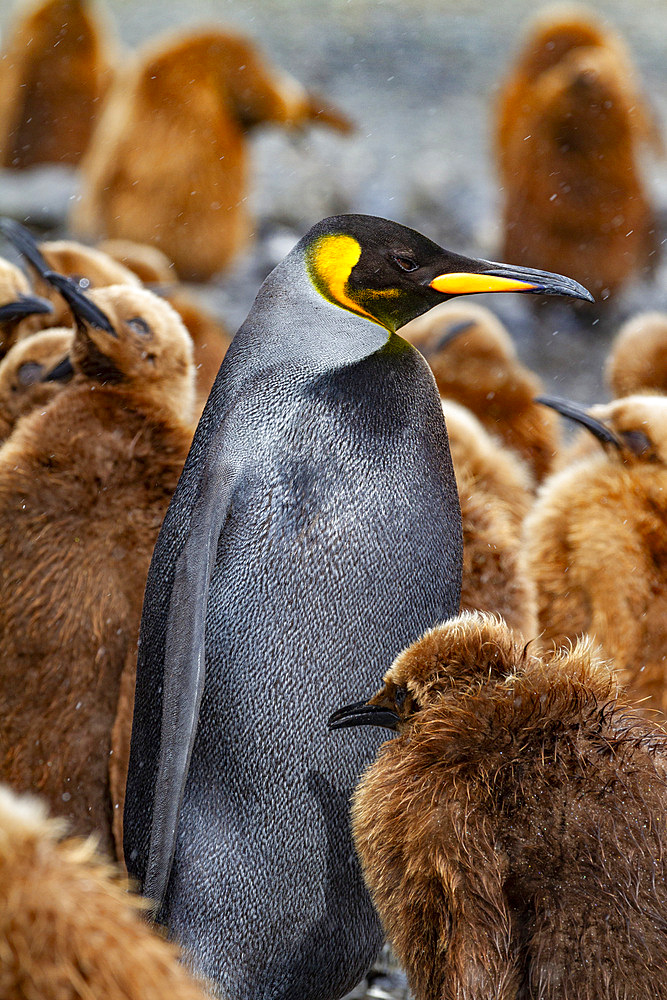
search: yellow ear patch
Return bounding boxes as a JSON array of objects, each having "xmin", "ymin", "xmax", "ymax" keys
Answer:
[{"xmin": 306, "ymin": 233, "xmax": 378, "ymax": 323}]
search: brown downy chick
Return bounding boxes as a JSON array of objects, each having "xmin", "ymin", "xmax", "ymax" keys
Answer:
[
  {"xmin": 22, "ymin": 236, "xmax": 142, "ymax": 329},
  {"xmin": 0, "ymin": 784, "xmax": 210, "ymax": 1000},
  {"xmin": 442, "ymin": 400, "xmax": 536, "ymax": 636},
  {"xmin": 0, "ymin": 256, "xmax": 53, "ymax": 356},
  {"xmin": 0, "ymin": 0, "xmax": 117, "ymax": 170},
  {"xmin": 3, "ymin": 222, "xmax": 228, "ymax": 406},
  {"xmin": 498, "ymin": 42, "xmax": 657, "ymax": 301},
  {"xmin": 97, "ymin": 237, "xmax": 176, "ymax": 284},
  {"xmin": 524, "ymin": 393, "xmax": 667, "ymax": 716},
  {"xmin": 0, "ymin": 269, "xmax": 195, "ymax": 858},
  {"xmin": 402, "ymin": 300, "xmax": 560, "ymax": 481},
  {"xmin": 71, "ymin": 27, "xmax": 353, "ymax": 280},
  {"xmin": 496, "ymin": 3, "xmax": 660, "ymax": 183},
  {"xmin": 330, "ymin": 611, "xmax": 667, "ymax": 1000},
  {"xmin": 606, "ymin": 311, "xmax": 667, "ymax": 398},
  {"xmin": 0, "ymin": 327, "xmax": 73, "ymax": 441}
]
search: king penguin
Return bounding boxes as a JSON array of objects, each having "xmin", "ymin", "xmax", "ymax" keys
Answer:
[{"xmin": 124, "ymin": 214, "xmax": 592, "ymax": 999}]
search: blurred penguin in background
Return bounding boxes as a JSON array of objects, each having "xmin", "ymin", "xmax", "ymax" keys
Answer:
[
  {"xmin": 496, "ymin": 6, "xmax": 659, "ymax": 301},
  {"xmin": 330, "ymin": 611, "xmax": 667, "ymax": 1000},
  {"xmin": 441, "ymin": 399, "xmax": 536, "ymax": 637},
  {"xmin": 0, "ymin": 0, "xmax": 117, "ymax": 169},
  {"xmin": 71, "ymin": 26, "xmax": 354, "ymax": 280},
  {"xmin": 0, "ymin": 254, "xmax": 195, "ymax": 858},
  {"xmin": 524, "ymin": 393, "xmax": 667, "ymax": 717},
  {"xmin": 606, "ymin": 311, "xmax": 667, "ymax": 398},
  {"xmin": 402, "ymin": 300, "xmax": 560, "ymax": 481}
]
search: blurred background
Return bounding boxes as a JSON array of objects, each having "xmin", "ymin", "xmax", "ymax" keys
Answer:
[{"xmin": 2, "ymin": 0, "xmax": 667, "ymax": 399}]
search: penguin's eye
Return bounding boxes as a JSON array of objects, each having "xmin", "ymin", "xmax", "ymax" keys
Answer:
[
  {"xmin": 391, "ymin": 254, "xmax": 419, "ymax": 273},
  {"xmin": 621, "ymin": 429, "xmax": 652, "ymax": 457},
  {"xmin": 16, "ymin": 361, "xmax": 43, "ymax": 386},
  {"xmin": 128, "ymin": 316, "xmax": 151, "ymax": 337}
]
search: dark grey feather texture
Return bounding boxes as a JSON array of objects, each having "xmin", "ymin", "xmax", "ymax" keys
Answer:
[{"xmin": 124, "ymin": 220, "xmax": 463, "ymax": 1000}]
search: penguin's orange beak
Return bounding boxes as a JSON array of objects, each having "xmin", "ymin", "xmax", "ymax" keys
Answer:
[{"xmin": 430, "ymin": 261, "xmax": 594, "ymax": 301}]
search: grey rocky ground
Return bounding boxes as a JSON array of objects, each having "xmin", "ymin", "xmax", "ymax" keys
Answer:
[{"xmin": 1, "ymin": 2, "xmax": 666, "ymax": 996}]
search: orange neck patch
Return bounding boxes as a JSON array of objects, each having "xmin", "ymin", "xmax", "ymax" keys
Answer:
[{"xmin": 305, "ymin": 234, "xmax": 380, "ymax": 325}]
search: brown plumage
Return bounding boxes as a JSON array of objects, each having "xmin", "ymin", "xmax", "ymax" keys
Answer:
[
  {"xmin": 0, "ymin": 0, "xmax": 116, "ymax": 169},
  {"xmin": 0, "ymin": 256, "xmax": 53, "ymax": 356},
  {"xmin": 442, "ymin": 399, "xmax": 536, "ymax": 636},
  {"xmin": 496, "ymin": 9, "xmax": 658, "ymax": 301},
  {"xmin": 98, "ymin": 239, "xmax": 232, "ymax": 409},
  {"xmin": 606, "ymin": 311, "xmax": 667, "ymax": 398},
  {"xmin": 0, "ymin": 784, "xmax": 210, "ymax": 999},
  {"xmin": 402, "ymin": 300, "xmax": 560, "ymax": 481},
  {"xmin": 16, "ymin": 234, "xmax": 228, "ymax": 407},
  {"xmin": 524, "ymin": 393, "xmax": 667, "ymax": 717},
  {"xmin": 70, "ymin": 26, "xmax": 353, "ymax": 279},
  {"xmin": 331, "ymin": 611, "xmax": 667, "ymax": 999},
  {"xmin": 0, "ymin": 327, "xmax": 73, "ymax": 441},
  {"xmin": 0, "ymin": 280, "xmax": 195, "ymax": 857},
  {"xmin": 97, "ymin": 237, "xmax": 176, "ymax": 284}
]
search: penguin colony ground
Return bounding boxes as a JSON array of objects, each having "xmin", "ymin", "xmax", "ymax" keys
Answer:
[{"xmin": 1, "ymin": 0, "xmax": 667, "ymax": 997}]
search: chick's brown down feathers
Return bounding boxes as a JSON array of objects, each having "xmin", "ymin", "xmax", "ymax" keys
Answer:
[
  {"xmin": 0, "ymin": 0, "xmax": 116, "ymax": 169},
  {"xmin": 402, "ymin": 302, "xmax": 560, "ymax": 482},
  {"xmin": 524, "ymin": 394, "xmax": 667, "ymax": 718},
  {"xmin": 0, "ymin": 784, "xmax": 209, "ymax": 999},
  {"xmin": 496, "ymin": 7, "xmax": 658, "ymax": 300},
  {"xmin": 348, "ymin": 612, "xmax": 667, "ymax": 999},
  {"xmin": 0, "ymin": 284, "xmax": 194, "ymax": 857},
  {"xmin": 71, "ymin": 27, "xmax": 352, "ymax": 279}
]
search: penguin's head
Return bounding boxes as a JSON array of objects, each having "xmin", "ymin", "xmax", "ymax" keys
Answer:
[
  {"xmin": 0, "ymin": 258, "xmax": 53, "ymax": 354},
  {"xmin": 328, "ymin": 611, "xmax": 524, "ymax": 735},
  {"xmin": 0, "ymin": 328, "xmax": 74, "ymax": 439},
  {"xmin": 538, "ymin": 393, "xmax": 667, "ymax": 465},
  {"xmin": 302, "ymin": 215, "xmax": 593, "ymax": 333}
]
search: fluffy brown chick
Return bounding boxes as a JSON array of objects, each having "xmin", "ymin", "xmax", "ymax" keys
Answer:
[
  {"xmin": 330, "ymin": 611, "xmax": 667, "ymax": 1000},
  {"xmin": 70, "ymin": 26, "xmax": 353, "ymax": 279},
  {"xmin": 0, "ymin": 784, "xmax": 210, "ymax": 999},
  {"xmin": 496, "ymin": 3, "xmax": 660, "ymax": 183},
  {"xmin": 0, "ymin": 277, "xmax": 195, "ymax": 858},
  {"xmin": 3, "ymin": 223, "xmax": 228, "ymax": 408},
  {"xmin": 524, "ymin": 393, "xmax": 667, "ymax": 717},
  {"xmin": 442, "ymin": 399, "xmax": 536, "ymax": 636},
  {"xmin": 0, "ymin": 0, "xmax": 116, "ymax": 169},
  {"xmin": 498, "ymin": 39, "xmax": 657, "ymax": 301},
  {"xmin": 402, "ymin": 300, "xmax": 560, "ymax": 481},
  {"xmin": 606, "ymin": 311, "xmax": 667, "ymax": 398},
  {"xmin": 0, "ymin": 326, "xmax": 73, "ymax": 441},
  {"xmin": 0, "ymin": 256, "xmax": 53, "ymax": 356}
]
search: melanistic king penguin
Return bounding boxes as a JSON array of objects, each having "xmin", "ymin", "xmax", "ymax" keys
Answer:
[{"xmin": 124, "ymin": 214, "xmax": 592, "ymax": 999}]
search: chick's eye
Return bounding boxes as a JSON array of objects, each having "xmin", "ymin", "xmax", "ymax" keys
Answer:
[
  {"xmin": 17, "ymin": 361, "xmax": 43, "ymax": 387},
  {"xmin": 391, "ymin": 254, "xmax": 419, "ymax": 272},
  {"xmin": 621, "ymin": 429, "xmax": 652, "ymax": 457},
  {"xmin": 394, "ymin": 686, "xmax": 409, "ymax": 710},
  {"xmin": 128, "ymin": 316, "xmax": 151, "ymax": 337}
]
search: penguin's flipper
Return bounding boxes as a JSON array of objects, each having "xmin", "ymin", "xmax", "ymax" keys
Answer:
[{"xmin": 142, "ymin": 452, "xmax": 236, "ymax": 907}]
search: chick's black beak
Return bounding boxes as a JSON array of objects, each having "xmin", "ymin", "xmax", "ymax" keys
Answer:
[
  {"xmin": 0, "ymin": 293, "xmax": 53, "ymax": 323},
  {"xmin": 0, "ymin": 217, "xmax": 51, "ymax": 274},
  {"xmin": 42, "ymin": 271, "xmax": 116, "ymax": 336},
  {"xmin": 43, "ymin": 355, "xmax": 75, "ymax": 383},
  {"xmin": 328, "ymin": 700, "xmax": 400, "ymax": 732},
  {"xmin": 429, "ymin": 258, "xmax": 594, "ymax": 304},
  {"xmin": 536, "ymin": 394, "xmax": 623, "ymax": 450}
]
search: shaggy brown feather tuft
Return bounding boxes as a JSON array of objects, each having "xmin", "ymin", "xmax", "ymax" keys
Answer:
[
  {"xmin": 0, "ymin": 784, "xmax": 210, "ymax": 999},
  {"xmin": 347, "ymin": 611, "xmax": 667, "ymax": 999}
]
